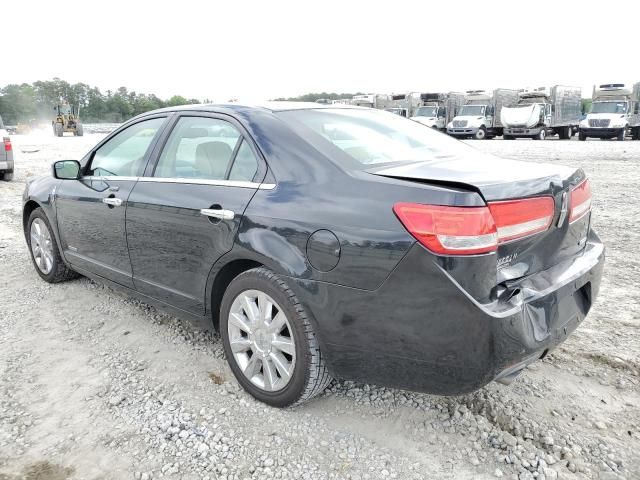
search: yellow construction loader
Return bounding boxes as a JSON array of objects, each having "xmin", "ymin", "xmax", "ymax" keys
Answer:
[{"xmin": 52, "ymin": 103, "xmax": 83, "ymax": 137}]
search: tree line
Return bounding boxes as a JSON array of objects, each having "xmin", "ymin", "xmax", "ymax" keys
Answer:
[{"xmin": 0, "ymin": 78, "xmax": 206, "ymax": 125}]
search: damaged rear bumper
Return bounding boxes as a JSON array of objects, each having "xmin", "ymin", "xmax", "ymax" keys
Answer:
[{"xmin": 285, "ymin": 230, "xmax": 605, "ymax": 395}]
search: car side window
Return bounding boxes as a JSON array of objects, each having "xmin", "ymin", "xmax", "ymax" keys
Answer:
[
  {"xmin": 89, "ymin": 118, "xmax": 165, "ymax": 177},
  {"xmin": 228, "ymin": 139, "xmax": 258, "ymax": 182},
  {"xmin": 154, "ymin": 117, "xmax": 245, "ymax": 180}
]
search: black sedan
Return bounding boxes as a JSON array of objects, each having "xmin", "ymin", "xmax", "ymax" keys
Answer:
[{"xmin": 23, "ymin": 103, "xmax": 605, "ymax": 407}]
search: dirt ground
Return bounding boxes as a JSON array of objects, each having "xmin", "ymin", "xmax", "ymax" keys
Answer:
[{"xmin": 0, "ymin": 131, "xmax": 638, "ymax": 480}]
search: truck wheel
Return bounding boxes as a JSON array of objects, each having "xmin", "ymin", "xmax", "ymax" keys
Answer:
[
  {"xmin": 503, "ymin": 135, "xmax": 515, "ymax": 140},
  {"xmin": 54, "ymin": 123, "xmax": 63, "ymax": 137},
  {"xmin": 75, "ymin": 124, "xmax": 84, "ymax": 137},
  {"xmin": 634, "ymin": 127, "xmax": 640, "ymax": 140},
  {"xmin": 617, "ymin": 129, "xmax": 625, "ymax": 141},
  {"xmin": 537, "ymin": 129, "xmax": 546, "ymax": 140},
  {"xmin": 567, "ymin": 126, "xmax": 574, "ymax": 138},
  {"xmin": 474, "ymin": 127, "xmax": 486, "ymax": 140},
  {"xmin": 579, "ymin": 131, "xmax": 586, "ymax": 141},
  {"xmin": 1, "ymin": 172, "xmax": 13, "ymax": 181},
  {"xmin": 220, "ymin": 267, "xmax": 333, "ymax": 407}
]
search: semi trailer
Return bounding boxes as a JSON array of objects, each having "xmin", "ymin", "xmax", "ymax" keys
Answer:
[
  {"xmin": 501, "ymin": 86, "xmax": 581, "ymax": 140},
  {"xmin": 410, "ymin": 92, "xmax": 465, "ymax": 131},
  {"xmin": 579, "ymin": 83, "xmax": 640, "ymax": 141},
  {"xmin": 447, "ymin": 89, "xmax": 519, "ymax": 139}
]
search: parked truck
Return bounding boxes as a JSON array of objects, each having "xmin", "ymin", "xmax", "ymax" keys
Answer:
[
  {"xmin": 579, "ymin": 83, "xmax": 640, "ymax": 141},
  {"xmin": 410, "ymin": 92, "xmax": 465, "ymax": 131},
  {"xmin": 447, "ymin": 89, "xmax": 519, "ymax": 139},
  {"xmin": 351, "ymin": 94, "xmax": 392, "ymax": 109},
  {"xmin": 501, "ymin": 86, "xmax": 581, "ymax": 140}
]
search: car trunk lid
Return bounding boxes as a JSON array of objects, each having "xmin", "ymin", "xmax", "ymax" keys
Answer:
[{"xmin": 367, "ymin": 155, "xmax": 591, "ymax": 285}]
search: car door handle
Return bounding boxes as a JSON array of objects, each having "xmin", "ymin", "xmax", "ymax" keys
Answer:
[
  {"xmin": 102, "ymin": 197, "xmax": 123, "ymax": 207},
  {"xmin": 200, "ymin": 208, "xmax": 235, "ymax": 220}
]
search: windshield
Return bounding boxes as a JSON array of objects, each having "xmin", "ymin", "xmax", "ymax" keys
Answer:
[
  {"xmin": 414, "ymin": 106, "xmax": 437, "ymax": 117},
  {"xmin": 458, "ymin": 105, "xmax": 485, "ymax": 116},
  {"xmin": 277, "ymin": 108, "xmax": 479, "ymax": 167},
  {"xmin": 590, "ymin": 102, "xmax": 628, "ymax": 114}
]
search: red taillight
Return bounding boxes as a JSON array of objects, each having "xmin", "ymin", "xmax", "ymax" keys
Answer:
[
  {"xmin": 2, "ymin": 137, "xmax": 10, "ymax": 152},
  {"xmin": 393, "ymin": 203, "xmax": 498, "ymax": 255},
  {"xmin": 394, "ymin": 197, "xmax": 555, "ymax": 256},
  {"xmin": 488, "ymin": 197, "xmax": 555, "ymax": 243},
  {"xmin": 569, "ymin": 179, "xmax": 592, "ymax": 224}
]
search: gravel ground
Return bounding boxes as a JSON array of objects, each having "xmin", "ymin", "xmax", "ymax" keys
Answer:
[{"xmin": 0, "ymin": 132, "xmax": 638, "ymax": 480}]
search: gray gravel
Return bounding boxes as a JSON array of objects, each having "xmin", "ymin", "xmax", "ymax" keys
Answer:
[{"xmin": 0, "ymin": 133, "xmax": 638, "ymax": 479}]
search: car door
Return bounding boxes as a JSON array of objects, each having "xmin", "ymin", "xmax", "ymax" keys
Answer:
[
  {"xmin": 55, "ymin": 116, "xmax": 168, "ymax": 288},
  {"xmin": 126, "ymin": 114, "xmax": 266, "ymax": 314}
]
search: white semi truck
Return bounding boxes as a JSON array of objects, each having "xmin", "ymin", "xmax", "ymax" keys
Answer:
[
  {"xmin": 410, "ymin": 92, "xmax": 465, "ymax": 131},
  {"xmin": 579, "ymin": 83, "xmax": 640, "ymax": 141},
  {"xmin": 501, "ymin": 86, "xmax": 581, "ymax": 140},
  {"xmin": 447, "ymin": 89, "xmax": 519, "ymax": 139}
]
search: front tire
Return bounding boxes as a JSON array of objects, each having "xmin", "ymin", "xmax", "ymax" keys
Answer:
[
  {"xmin": 26, "ymin": 208, "xmax": 79, "ymax": 283},
  {"xmin": 54, "ymin": 123, "xmax": 63, "ymax": 137},
  {"xmin": 617, "ymin": 129, "xmax": 625, "ymax": 141},
  {"xmin": 474, "ymin": 127, "xmax": 486, "ymax": 140},
  {"xmin": 220, "ymin": 267, "xmax": 332, "ymax": 407},
  {"xmin": 534, "ymin": 129, "xmax": 546, "ymax": 140},
  {"xmin": 76, "ymin": 124, "xmax": 84, "ymax": 136},
  {"xmin": 579, "ymin": 131, "xmax": 586, "ymax": 141},
  {"xmin": 503, "ymin": 135, "xmax": 515, "ymax": 140}
]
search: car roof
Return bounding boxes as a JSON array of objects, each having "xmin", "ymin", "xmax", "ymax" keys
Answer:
[{"xmin": 137, "ymin": 101, "xmax": 362, "ymax": 117}]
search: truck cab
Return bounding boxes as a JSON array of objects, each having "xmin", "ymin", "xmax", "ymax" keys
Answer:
[
  {"xmin": 410, "ymin": 104, "xmax": 446, "ymax": 129},
  {"xmin": 447, "ymin": 91, "xmax": 495, "ymax": 140},
  {"xmin": 579, "ymin": 84, "xmax": 634, "ymax": 141}
]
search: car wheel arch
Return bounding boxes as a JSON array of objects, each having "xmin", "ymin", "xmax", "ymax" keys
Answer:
[{"xmin": 23, "ymin": 200, "xmax": 42, "ymax": 233}]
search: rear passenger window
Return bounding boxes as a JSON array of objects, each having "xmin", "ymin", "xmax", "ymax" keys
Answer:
[
  {"xmin": 155, "ymin": 117, "xmax": 242, "ymax": 180},
  {"xmin": 228, "ymin": 140, "xmax": 258, "ymax": 182}
]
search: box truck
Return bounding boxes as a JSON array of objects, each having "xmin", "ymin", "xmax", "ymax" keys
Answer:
[
  {"xmin": 447, "ymin": 89, "xmax": 519, "ymax": 139},
  {"xmin": 410, "ymin": 92, "xmax": 465, "ymax": 131},
  {"xmin": 501, "ymin": 86, "xmax": 581, "ymax": 140},
  {"xmin": 579, "ymin": 83, "xmax": 640, "ymax": 141}
]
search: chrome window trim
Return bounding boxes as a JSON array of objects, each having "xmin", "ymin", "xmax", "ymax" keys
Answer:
[
  {"xmin": 84, "ymin": 176, "xmax": 140, "ymax": 182},
  {"xmin": 138, "ymin": 177, "xmax": 275, "ymax": 190},
  {"xmin": 83, "ymin": 175, "xmax": 275, "ymax": 190}
]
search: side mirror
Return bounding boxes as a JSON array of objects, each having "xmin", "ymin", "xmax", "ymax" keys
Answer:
[{"xmin": 53, "ymin": 160, "xmax": 81, "ymax": 179}]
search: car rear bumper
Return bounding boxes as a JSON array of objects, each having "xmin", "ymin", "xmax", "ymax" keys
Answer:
[
  {"xmin": 580, "ymin": 127, "xmax": 624, "ymax": 138},
  {"xmin": 286, "ymin": 229, "xmax": 605, "ymax": 395},
  {"xmin": 0, "ymin": 151, "xmax": 14, "ymax": 172}
]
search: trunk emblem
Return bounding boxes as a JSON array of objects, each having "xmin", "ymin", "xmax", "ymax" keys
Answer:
[{"xmin": 557, "ymin": 191, "xmax": 569, "ymax": 227}]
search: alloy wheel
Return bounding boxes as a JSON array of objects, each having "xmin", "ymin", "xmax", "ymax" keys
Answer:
[
  {"xmin": 227, "ymin": 289, "xmax": 296, "ymax": 392},
  {"xmin": 30, "ymin": 218, "xmax": 54, "ymax": 274}
]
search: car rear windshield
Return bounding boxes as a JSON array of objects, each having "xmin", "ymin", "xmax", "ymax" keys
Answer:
[{"xmin": 277, "ymin": 108, "xmax": 475, "ymax": 168}]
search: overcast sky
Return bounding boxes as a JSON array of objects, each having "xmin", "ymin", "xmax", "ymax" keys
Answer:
[{"xmin": 4, "ymin": 0, "xmax": 638, "ymax": 101}]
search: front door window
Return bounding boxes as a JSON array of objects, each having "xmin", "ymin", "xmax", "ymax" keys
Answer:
[{"xmin": 89, "ymin": 118, "xmax": 165, "ymax": 177}]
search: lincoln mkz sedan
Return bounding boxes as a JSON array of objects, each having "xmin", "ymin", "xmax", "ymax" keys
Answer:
[{"xmin": 23, "ymin": 103, "xmax": 604, "ymax": 407}]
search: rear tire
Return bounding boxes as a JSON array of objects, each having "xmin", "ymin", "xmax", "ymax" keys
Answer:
[
  {"xmin": 1, "ymin": 172, "xmax": 13, "ymax": 181},
  {"xmin": 474, "ymin": 127, "xmax": 486, "ymax": 140},
  {"xmin": 220, "ymin": 267, "xmax": 332, "ymax": 407},
  {"xmin": 26, "ymin": 208, "xmax": 79, "ymax": 283},
  {"xmin": 633, "ymin": 127, "xmax": 640, "ymax": 141},
  {"xmin": 54, "ymin": 123, "xmax": 63, "ymax": 137},
  {"xmin": 579, "ymin": 131, "xmax": 586, "ymax": 141},
  {"xmin": 76, "ymin": 124, "xmax": 84, "ymax": 136}
]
